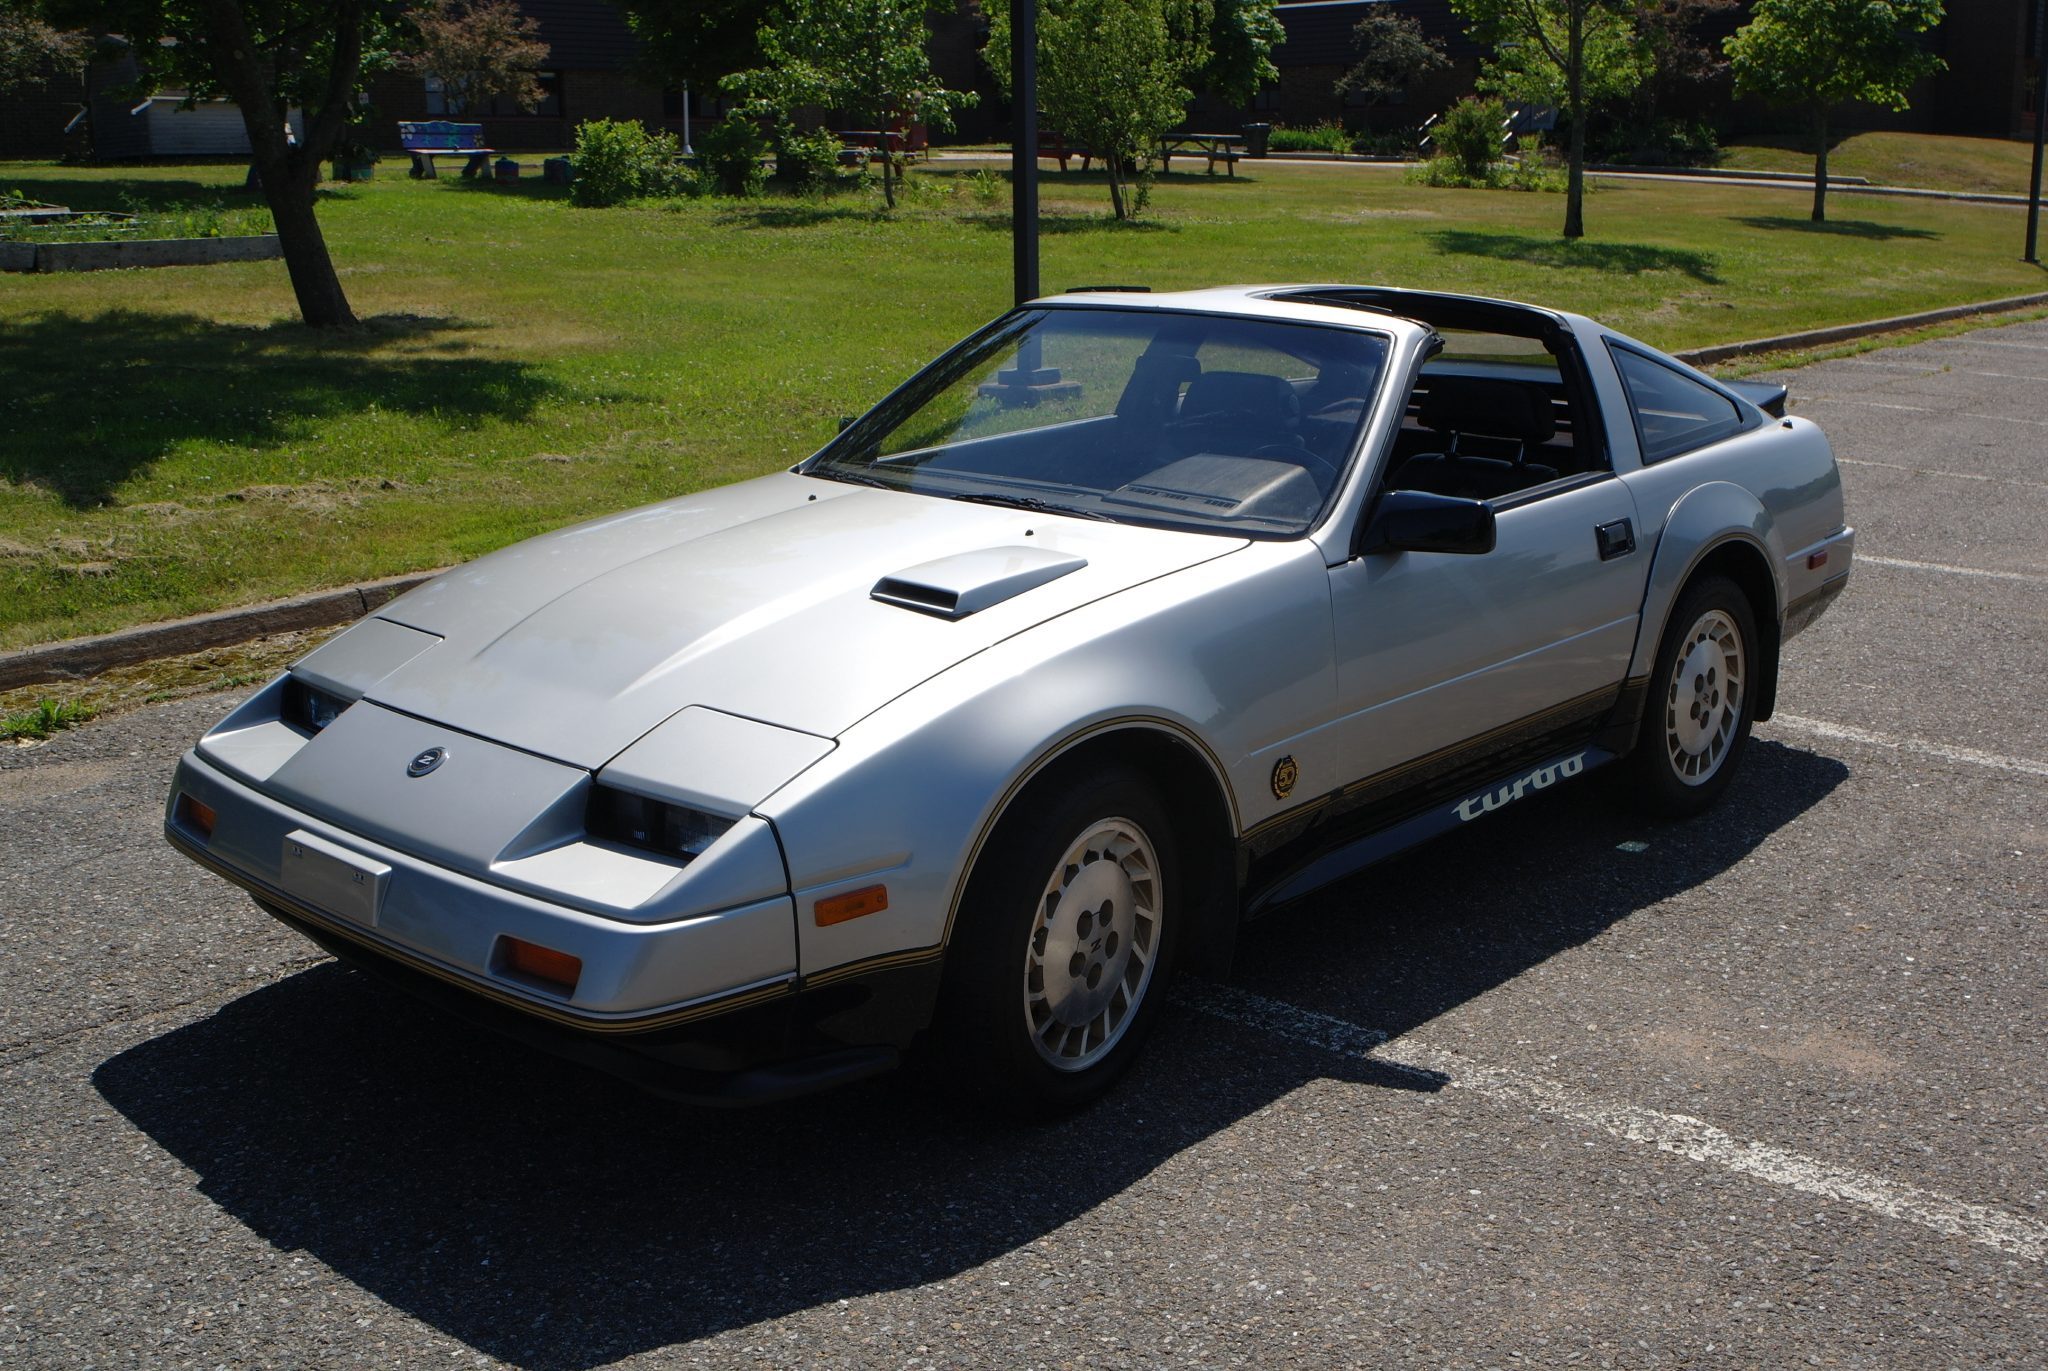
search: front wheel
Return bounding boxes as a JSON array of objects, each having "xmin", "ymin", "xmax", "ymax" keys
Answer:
[
  {"xmin": 1622, "ymin": 574, "xmax": 1759, "ymax": 817},
  {"xmin": 936, "ymin": 765, "xmax": 1179, "ymax": 1113}
]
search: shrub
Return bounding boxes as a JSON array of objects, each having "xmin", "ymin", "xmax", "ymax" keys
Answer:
[
  {"xmin": 1268, "ymin": 122, "xmax": 1352, "ymax": 154},
  {"xmin": 570, "ymin": 118, "xmax": 687, "ymax": 206},
  {"xmin": 696, "ymin": 117, "xmax": 768, "ymax": 198},
  {"xmin": 774, "ymin": 127, "xmax": 846, "ymax": 192},
  {"xmin": 1432, "ymin": 97, "xmax": 1504, "ymax": 181}
]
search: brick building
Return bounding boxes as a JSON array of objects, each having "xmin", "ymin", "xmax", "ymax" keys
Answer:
[{"xmin": 0, "ymin": 0, "xmax": 2038, "ymax": 163}]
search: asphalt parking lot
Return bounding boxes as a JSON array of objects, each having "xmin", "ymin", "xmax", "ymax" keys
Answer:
[{"xmin": 3, "ymin": 320, "xmax": 2043, "ymax": 1369}]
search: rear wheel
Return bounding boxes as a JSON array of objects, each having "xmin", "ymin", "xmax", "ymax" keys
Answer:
[
  {"xmin": 1624, "ymin": 574, "xmax": 1758, "ymax": 817},
  {"xmin": 937, "ymin": 764, "xmax": 1178, "ymax": 1113}
]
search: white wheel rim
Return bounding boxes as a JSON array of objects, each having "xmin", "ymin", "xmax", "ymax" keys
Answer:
[
  {"xmin": 1663, "ymin": 607, "xmax": 1745, "ymax": 787},
  {"xmin": 1021, "ymin": 816, "xmax": 1161, "ymax": 1073}
]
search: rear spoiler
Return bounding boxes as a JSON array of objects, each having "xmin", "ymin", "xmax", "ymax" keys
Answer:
[{"xmin": 1725, "ymin": 379, "xmax": 1789, "ymax": 419}]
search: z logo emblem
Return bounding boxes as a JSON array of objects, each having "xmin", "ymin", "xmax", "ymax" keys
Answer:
[{"xmin": 407, "ymin": 747, "xmax": 447, "ymax": 778}]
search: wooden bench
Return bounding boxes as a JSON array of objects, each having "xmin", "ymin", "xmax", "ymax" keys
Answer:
[
  {"xmin": 1036, "ymin": 130, "xmax": 1096, "ymax": 172},
  {"xmin": 399, "ymin": 121, "xmax": 494, "ymax": 179},
  {"xmin": 1158, "ymin": 133, "xmax": 1244, "ymax": 176}
]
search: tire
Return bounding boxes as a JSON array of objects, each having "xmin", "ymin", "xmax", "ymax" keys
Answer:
[
  {"xmin": 1623, "ymin": 573, "xmax": 1759, "ymax": 818},
  {"xmin": 936, "ymin": 763, "xmax": 1179, "ymax": 1114}
]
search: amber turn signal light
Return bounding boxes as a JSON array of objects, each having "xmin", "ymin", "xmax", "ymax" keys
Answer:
[
  {"xmin": 500, "ymin": 936, "xmax": 582, "ymax": 994},
  {"xmin": 176, "ymin": 793, "xmax": 217, "ymax": 841},
  {"xmin": 815, "ymin": 884, "xmax": 889, "ymax": 927}
]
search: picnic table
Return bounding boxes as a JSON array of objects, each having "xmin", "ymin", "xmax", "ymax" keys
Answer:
[
  {"xmin": 836, "ymin": 124, "xmax": 928, "ymax": 162},
  {"xmin": 399, "ymin": 121, "xmax": 494, "ymax": 179},
  {"xmin": 1157, "ymin": 132, "xmax": 1245, "ymax": 176}
]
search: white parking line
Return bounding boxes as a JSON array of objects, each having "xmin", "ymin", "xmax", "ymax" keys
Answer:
[
  {"xmin": 1835, "ymin": 457, "xmax": 2048, "ymax": 491},
  {"xmin": 1842, "ymin": 357, "xmax": 2048, "ymax": 383},
  {"xmin": 1186, "ymin": 984, "xmax": 2048, "ymax": 1262},
  {"xmin": 1767, "ymin": 715, "xmax": 2048, "ymax": 779},
  {"xmin": 1797, "ymin": 396, "xmax": 2048, "ymax": 431},
  {"xmin": 1937, "ymin": 338, "xmax": 2048, "ymax": 353},
  {"xmin": 1859, "ymin": 554, "xmax": 2048, "ymax": 585}
]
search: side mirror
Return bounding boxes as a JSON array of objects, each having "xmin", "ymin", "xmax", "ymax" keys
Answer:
[
  {"xmin": 1358, "ymin": 488, "xmax": 1496, "ymax": 556},
  {"xmin": 838, "ymin": 415, "xmax": 857, "ymax": 433}
]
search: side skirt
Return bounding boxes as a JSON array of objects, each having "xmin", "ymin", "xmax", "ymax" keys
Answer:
[{"xmin": 1243, "ymin": 743, "xmax": 1618, "ymax": 915}]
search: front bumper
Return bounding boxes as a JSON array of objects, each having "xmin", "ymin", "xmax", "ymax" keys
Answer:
[{"xmin": 166, "ymin": 749, "xmax": 798, "ymax": 1034}]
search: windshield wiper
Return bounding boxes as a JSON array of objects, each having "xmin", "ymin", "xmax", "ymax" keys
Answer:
[
  {"xmin": 944, "ymin": 491, "xmax": 1116, "ymax": 522},
  {"xmin": 812, "ymin": 467, "xmax": 903, "ymax": 491}
]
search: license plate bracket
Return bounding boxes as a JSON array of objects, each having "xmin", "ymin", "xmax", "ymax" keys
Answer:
[{"xmin": 280, "ymin": 828, "xmax": 390, "ymax": 926}]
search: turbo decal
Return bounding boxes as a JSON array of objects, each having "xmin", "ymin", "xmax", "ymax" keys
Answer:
[{"xmin": 1453, "ymin": 753, "xmax": 1587, "ymax": 822}]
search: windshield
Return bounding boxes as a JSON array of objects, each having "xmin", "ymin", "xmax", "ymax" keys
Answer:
[{"xmin": 807, "ymin": 306, "xmax": 1391, "ymax": 537}]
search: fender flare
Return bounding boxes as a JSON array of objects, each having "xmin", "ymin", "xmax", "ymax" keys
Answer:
[{"xmin": 1627, "ymin": 482, "xmax": 1786, "ymax": 720}]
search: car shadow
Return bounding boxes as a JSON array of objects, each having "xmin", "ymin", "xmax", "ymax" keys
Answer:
[
  {"xmin": 0, "ymin": 310, "xmax": 564, "ymax": 508},
  {"xmin": 93, "ymin": 738, "xmax": 1844, "ymax": 1368},
  {"xmin": 1426, "ymin": 229, "xmax": 1723, "ymax": 283}
]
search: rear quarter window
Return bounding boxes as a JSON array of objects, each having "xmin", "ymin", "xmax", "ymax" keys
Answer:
[{"xmin": 1609, "ymin": 344, "xmax": 1751, "ymax": 463}]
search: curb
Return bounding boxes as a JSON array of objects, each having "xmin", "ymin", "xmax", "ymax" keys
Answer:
[
  {"xmin": 0, "ymin": 570, "xmax": 443, "ymax": 693},
  {"xmin": 1673, "ymin": 290, "xmax": 2048, "ymax": 368},
  {"xmin": 5, "ymin": 291, "xmax": 2047, "ymax": 693}
]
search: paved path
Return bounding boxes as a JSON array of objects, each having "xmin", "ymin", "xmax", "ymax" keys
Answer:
[{"xmin": 3, "ymin": 323, "xmax": 2044, "ymax": 1368}]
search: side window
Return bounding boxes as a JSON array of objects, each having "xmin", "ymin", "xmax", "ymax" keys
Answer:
[{"xmin": 1610, "ymin": 346, "xmax": 1749, "ymax": 463}]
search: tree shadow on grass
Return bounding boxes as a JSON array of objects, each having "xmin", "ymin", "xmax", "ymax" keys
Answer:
[
  {"xmin": 965, "ymin": 211, "xmax": 1173, "ymax": 235},
  {"xmin": 1427, "ymin": 228, "xmax": 1722, "ymax": 283},
  {"xmin": 90, "ymin": 739, "xmax": 1843, "ymax": 1367},
  {"xmin": 0, "ymin": 174, "xmax": 268, "ymax": 214},
  {"xmin": 0, "ymin": 311, "xmax": 565, "ymax": 509},
  {"xmin": 1731, "ymin": 215, "xmax": 1941, "ymax": 241}
]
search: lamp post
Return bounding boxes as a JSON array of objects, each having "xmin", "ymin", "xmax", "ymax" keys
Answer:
[
  {"xmin": 1011, "ymin": 0, "xmax": 1039, "ymax": 307},
  {"xmin": 682, "ymin": 83, "xmax": 694, "ymax": 157},
  {"xmin": 2028, "ymin": 0, "xmax": 2045, "ymax": 263}
]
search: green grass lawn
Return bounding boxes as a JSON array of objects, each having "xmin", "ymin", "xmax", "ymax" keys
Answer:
[
  {"xmin": 1720, "ymin": 130, "xmax": 2042, "ymax": 195},
  {"xmin": 1, "ymin": 156, "xmax": 2042, "ymax": 650}
]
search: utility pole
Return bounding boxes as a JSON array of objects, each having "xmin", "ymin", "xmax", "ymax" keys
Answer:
[
  {"xmin": 2029, "ymin": 0, "xmax": 2046, "ymax": 263},
  {"xmin": 1011, "ymin": 0, "xmax": 1040, "ymax": 306}
]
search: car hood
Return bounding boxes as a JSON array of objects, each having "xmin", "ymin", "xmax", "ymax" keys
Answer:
[{"xmin": 359, "ymin": 473, "xmax": 1245, "ymax": 769}]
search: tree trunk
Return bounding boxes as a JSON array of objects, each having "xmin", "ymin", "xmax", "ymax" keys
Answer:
[
  {"xmin": 260, "ymin": 156, "xmax": 356, "ymax": 327},
  {"xmin": 1107, "ymin": 155, "xmax": 1128, "ymax": 220},
  {"xmin": 882, "ymin": 140, "xmax": 897, "ymax": 208},
  {"xmin": 199, "ymin": 0, "xmax": 362, "ymax": 327},
  {"xmin": 1811, "ymin": 106, "xmax": 1829, "ymax": 223},
  {"xmin": 1563, "ymin": 1, "xmax": 1586, "ymax": 239}
]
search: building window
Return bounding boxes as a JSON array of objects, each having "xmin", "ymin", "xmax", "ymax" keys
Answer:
[{"xmin": 423, "ymin": 75, "xmax": 461, "ymax": 116}]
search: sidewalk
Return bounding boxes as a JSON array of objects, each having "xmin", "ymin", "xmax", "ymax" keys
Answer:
[{"xmin": 927, "ymin": 148, "xmax": 2038, "ymax": 208}]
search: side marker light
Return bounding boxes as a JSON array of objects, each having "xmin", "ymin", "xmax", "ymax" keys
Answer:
[
  {"xmin": 815, "ymin": 884, "xmax": 889, "ymax": 927},
  {"xmin": 1807, "ymin": 550, "xmax": 1829, "ymax": 570},
  {"xmin": 500, "ymin": 936, "xmax": 583, "ymax": 994},
  {"xmin": 177, "ymin": 793, "xmax": 217, "ymax": 841}
]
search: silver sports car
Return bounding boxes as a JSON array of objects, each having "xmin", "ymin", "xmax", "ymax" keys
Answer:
[{"xmin": 166, "ymin": 286, "xmax": 1853, "ymax": 1109}]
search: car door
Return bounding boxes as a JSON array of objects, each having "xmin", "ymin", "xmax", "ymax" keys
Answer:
[{"xmin": 1316, "ymin": 350, "xmax": 1652, "ymax": 792}]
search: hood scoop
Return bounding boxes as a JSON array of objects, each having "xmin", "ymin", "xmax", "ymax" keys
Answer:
[{"xmin": 872, "ymin": 545, "xmax": 1089, "ymax": 621}]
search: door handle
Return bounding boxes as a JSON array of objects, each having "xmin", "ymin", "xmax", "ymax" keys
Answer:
[{"xmin": 1596, "ymin": 519, "xmax": 1635, "ymax": 560}]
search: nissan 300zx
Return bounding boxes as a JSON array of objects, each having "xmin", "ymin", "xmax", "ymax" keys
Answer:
[{"xmin": 165, "ymin": 286, "xmax": 1854, "ymax": 1110}]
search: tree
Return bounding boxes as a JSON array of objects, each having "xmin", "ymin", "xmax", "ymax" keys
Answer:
[
  {"xmin": 1453, "ymin": 0, "xmax": 1639, "ymax": 239},
  {"xmin": 407, "ymin": 0, "xmax": 549, "ymax": 117},
  {"xmin": 0, "ymin": 3, "xmax": 86, "ymax": 92},
  {"xmin": 987, "ymin": 0, "xmax": 1210, "ymax": 221},
  {"xmin": 728, "ymin": 0, "xmax": 975, "ymax": 209},
  {"xmin": 53, "ymin": 0, "xmax": 405, "ymax": 327},
  {"xmin": 615, "ymin": 0, "xmax": 764, "ymax": 93},
  {"xmin": 1199, "ymin": 0, "xmax": 1281, "ymax": 109},
  {"xmin": 1336, "ymin": 9, "xmax": 1449, "ymax": 109},
  {"xmin": 1726, "ymin": 0, "xmax": 1944, "ymax": 223}
]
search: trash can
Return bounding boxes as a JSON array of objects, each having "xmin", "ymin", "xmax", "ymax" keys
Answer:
[
  {"xmin": 494, "ymin": 157, "xmax": 521, "ymax": 183},
  {"xmin": 1241, "ymin": 123, "xmax": 1272, "ymax": 158},
  {"xmin": 543, "ymin": 156, "xmax": 573, "ymax": 185}
]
